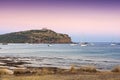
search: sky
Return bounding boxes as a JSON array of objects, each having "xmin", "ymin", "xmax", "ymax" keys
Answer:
[{"xmin": 0, "ymin": 0, "xmax": 120, "ymax": 42}]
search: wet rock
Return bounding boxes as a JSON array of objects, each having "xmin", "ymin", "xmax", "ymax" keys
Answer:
[{"xmin": 0, "ymin": 66, "xmax": 9, "ymax": 69}]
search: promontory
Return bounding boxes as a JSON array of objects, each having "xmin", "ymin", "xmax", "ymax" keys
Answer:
[{"xmin": 0, "ymin": 29, "xmax": 72, "ymax": 43}]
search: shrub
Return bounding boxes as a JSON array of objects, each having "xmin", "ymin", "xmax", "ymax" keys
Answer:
[
  {"xmin": 79, "ymin": 66, "xmax": 97, "ymax": 72},
  {"xmin": 14, "ymin": 69, "xmax": 31, "ymax": 75},
  {"xmin": 112, "ymin": 65, "xmax": 120, "ymax": 72}
]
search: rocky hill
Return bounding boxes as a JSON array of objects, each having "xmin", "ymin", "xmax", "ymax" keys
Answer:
[{"xmin": 0, "ymin": 29, "xmax": 72, "ymax": 43}]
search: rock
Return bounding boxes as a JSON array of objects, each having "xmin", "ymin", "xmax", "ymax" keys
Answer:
[
  {"xmin": 0, "ymin": 69, "xmax": 13, "ymax": 75},
  {"xmin": 0, "ymin": 62, "xmax": 6, "ymax": 65},
  {"xmin": 0, "ymin": 66, "xmax": 9, "ymax": 69}
]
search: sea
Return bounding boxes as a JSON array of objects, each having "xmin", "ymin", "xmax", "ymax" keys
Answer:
[{"xmin": 0, "ymin": 42, "xmax": 120, "ymax": 70}]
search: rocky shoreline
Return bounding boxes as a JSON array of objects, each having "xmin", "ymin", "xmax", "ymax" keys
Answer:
[{"xmin": 0, "ymin": 57, "xmax": 120, "ymax": 76}]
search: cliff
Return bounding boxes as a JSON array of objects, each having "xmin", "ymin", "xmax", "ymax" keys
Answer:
[{"xmin": 0, "ymin": 29, "xmax": 72, "ymax": 43}]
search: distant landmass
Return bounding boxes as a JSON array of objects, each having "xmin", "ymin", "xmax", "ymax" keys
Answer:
[{"xmin": 0, "ymin": 29, "xmax": 72, "ymax": 43}]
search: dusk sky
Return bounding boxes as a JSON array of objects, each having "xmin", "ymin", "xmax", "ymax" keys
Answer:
[{"xmin": 0, "ymin": 0, "xmax": 120, "ymax": 42}]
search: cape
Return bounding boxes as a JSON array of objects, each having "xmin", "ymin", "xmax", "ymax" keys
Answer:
[{"xmin": 0, "ymin": 29, "xmax": 72, "ymax": 43}]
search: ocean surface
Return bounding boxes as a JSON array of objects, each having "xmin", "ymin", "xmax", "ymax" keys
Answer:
[{"xmin": 0, "ymin": 42, "xmax": 120, "ymax": 70}]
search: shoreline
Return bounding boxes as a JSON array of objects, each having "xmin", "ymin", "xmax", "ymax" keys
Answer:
[
  {"xmin": 0, "ymin": 43, "xmax": 120, "ymax": 71},
  {"xmin": 0, "ymin": 56, "xmax": 120, "ymax": 72},
  {"xmin": 0, "ymin": 65, "xmax": 120, "ymax": 80},
  {"xmin": 0, "ymin": 56, "xmax": 120, "ymax": 80}
]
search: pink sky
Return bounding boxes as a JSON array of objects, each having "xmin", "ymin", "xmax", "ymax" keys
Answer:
[{"xmin": 0, "ymin": 0, "xmax": 120, "ymax": 42}]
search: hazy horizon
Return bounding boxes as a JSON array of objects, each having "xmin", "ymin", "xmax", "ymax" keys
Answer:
[{"xmin": 0, "ymin": 0, "xmax": 120, "ymax": 42}]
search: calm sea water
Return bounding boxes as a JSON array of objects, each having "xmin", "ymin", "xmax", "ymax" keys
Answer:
[{"xmin": 0, "ymin": 43, "xmax": 120, "ymax": 70}]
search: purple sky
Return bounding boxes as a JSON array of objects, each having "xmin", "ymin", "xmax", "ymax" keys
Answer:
[{"xmin": 0, "ymin": 0, "xmax": 120, "ymax": 42}]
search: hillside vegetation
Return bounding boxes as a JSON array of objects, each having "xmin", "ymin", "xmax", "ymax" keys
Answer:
[{"xmin": 0, "ymin": 29, "xmax": 72, "ymax": 43}]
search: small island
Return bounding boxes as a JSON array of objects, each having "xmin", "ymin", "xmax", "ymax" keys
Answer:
[{"xmin": 0, "ymin": 28, "xmax": 72, "ymax": 43}]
